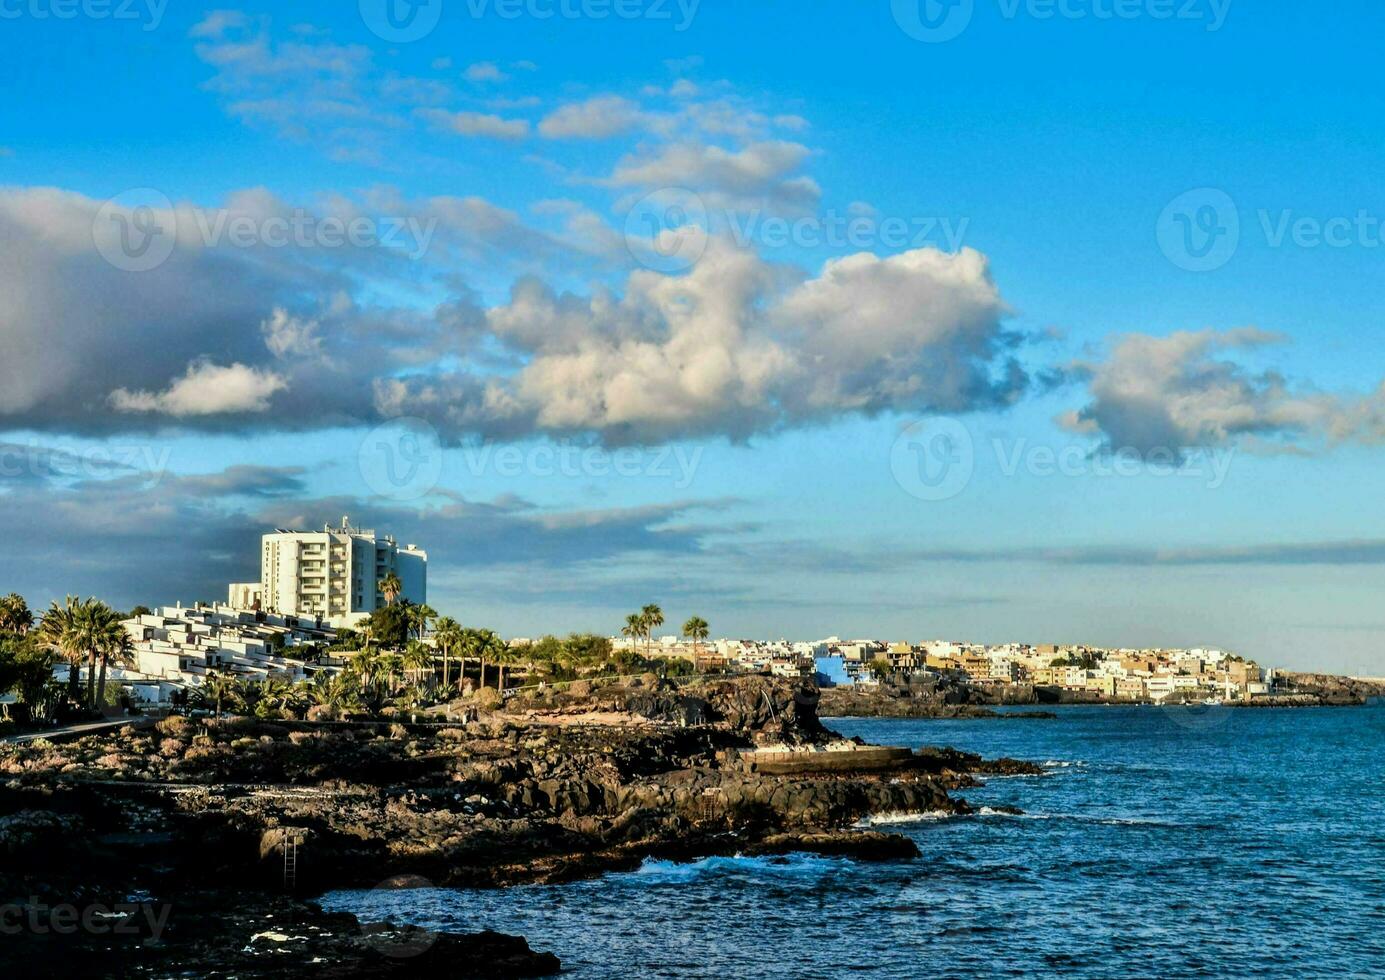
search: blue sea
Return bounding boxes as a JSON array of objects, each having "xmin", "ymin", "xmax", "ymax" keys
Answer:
[{"xmin": 321, "ymin": 703, "xmax": 1385, "ymax": 978}]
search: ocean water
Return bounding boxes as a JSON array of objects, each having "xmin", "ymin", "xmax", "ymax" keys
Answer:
[{"xmin": 321, "ymin": 703, "xmax": 1385, "ymax": 978}]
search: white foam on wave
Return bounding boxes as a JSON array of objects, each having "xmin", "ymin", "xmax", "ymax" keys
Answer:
[
  {"xmin": 976, "ymin": 806, "xmax": 1043, "ymax": 819},
  {"xmin": 853, "ymin": 810, "xmax": 954, "ymax": 827},
  {"xmin": 974, "ymin": 807, "xmax": 1178, "ymax": 827},
  {"xmin": 620, "ymin": 852, "xmax": 850, "ymax": 885}
]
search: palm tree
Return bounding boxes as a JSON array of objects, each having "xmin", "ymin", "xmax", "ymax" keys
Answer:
[
  {"xmin": 467, "ymin": 628, "xmax": 506, "ymax": 690},
  {"xmin": 408, "ymin": 603, "xmax": 436, "ymax": 642},
  {"xmin": 683, "ymin": 616, "xmax": 709, "ymax": 657},
  {"xmin": 288, "ymin": 679, "xmax": 317, "ymax": 717},
  {"xmin": 622, "ymin": 614, "xmax": 643, "ymax": 655},
  {"xmin": 94, "ymin": 624, "xmax": 134, "ymax": 711},
  {"xmin": 433, "ymin": 616, "xmax": 462, "ymax": 689},
  {"xmin": 74, "ymin": 600, "xmax": 125, "ymax": 710},
  {"xmin": 37, "ymin": 596, "xmax": 84, "ymax": 699},
  {"xmin": 641, "ymin": 604, "xmax": 664, "ymax": 655},
  {"xmin": 378, "ymin": 652, "xmax": 405, "ymax": 694},
  {"xmin": 249, "ymin": 677, "xmax": 292, "ymax": 717},
  {"xmin": 404, "ymin": 640, "xmax": 433, "ymax": 689},
  {"xmin": 37, "ymin": 597, "xmax": 123, "ymax": 710},
  {"xmin": 495, "ymin": 642, "xmax": 519, "ymax": 695},
  {"xmin": 312, "ymin": 672, "xmax": 363, "ymax": 713},
  {"xmin": 0, "ymin": 593, "xmax": 33, "ymax": 634},
  {"xmin": 204, "ymin": 672, "xmax": 239, "ymax": 719},
  {"xmin": 379, "ymin": 572, "xmax": 403, "ymax": 607}
]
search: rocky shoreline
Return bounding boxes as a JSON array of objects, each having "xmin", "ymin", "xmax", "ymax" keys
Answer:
[
  {"xmin": 816, "ymin": 684, "xmax": 1058, "ymax": 719},
  {"xmin": 817, "ymin": 674, "xmax": 1385, "ymax": 716},
  {"xmin": 0, "ymin": 676, "xmax": 1039, "ymax": 977}
]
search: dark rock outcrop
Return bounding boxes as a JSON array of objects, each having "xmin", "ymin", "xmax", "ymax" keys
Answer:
[{"xmin": 0, "ymin": 675, "xmax": 1038, "ymax": 975}]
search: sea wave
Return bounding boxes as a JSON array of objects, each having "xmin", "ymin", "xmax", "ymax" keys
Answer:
[
  {"xmin": 617, "ymin": 853, "xmax": 852, "ymax": 885},
  {"xmin": 854, "ymin": 810, "xmax": 954, "ymax": 827},
  {"xmin": 974, "ymin": 807, "xmax": 1193, "ymax": 828}
]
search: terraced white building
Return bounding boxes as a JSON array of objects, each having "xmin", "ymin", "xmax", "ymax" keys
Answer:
[{"xmin": 239, "ymin": 517, "xmax": 427, "ymax": 628}]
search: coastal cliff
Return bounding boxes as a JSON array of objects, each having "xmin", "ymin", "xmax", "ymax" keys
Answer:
[{"xmin": 0, "ymin": 676, "xmax": 1036, "ymax": 976}]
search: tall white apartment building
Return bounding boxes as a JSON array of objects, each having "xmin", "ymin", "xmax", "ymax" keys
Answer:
[{"xmin": 244, "ymin": 516, "xmax": 427, "ymax": 628}]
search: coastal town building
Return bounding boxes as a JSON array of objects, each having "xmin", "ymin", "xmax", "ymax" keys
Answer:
[
  {"xmin": 66, "ymin": 604, "xmax": 342, "ymax": 705},
  {"xmin": 807, "ymin": 636, "xmax": 1275, "ymax": 703},
  {"xmin": 246, "ymin": 517, "xmax": 427, "ymax": 628}
]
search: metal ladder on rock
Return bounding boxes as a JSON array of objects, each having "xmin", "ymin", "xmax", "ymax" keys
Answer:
[{"xmin": 282, "ymin": 835, "xmax": 300, "ymax": 890}]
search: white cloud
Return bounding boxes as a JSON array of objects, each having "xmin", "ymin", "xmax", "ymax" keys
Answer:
[
  {"xmin": 111, "ymin": 361, "xmax": 287, "ymax": 416},
  {"xmin": 608, "ymin": 140, "xmax": 820, "ymax": 213},
  {"xmin": 1062, "ymin": 328, "xmax": 1385, "ymax": 455},
  {"xmin": 419, "ymin": 108, "xmax": 530, "ymax": 140},
  {"xmin": 464, "ymin": 61, "xmax": 508, "ymax": 82},
  {"xmin": 261, "ymin": 308, "xmax": 325, "ymax": 360},
  {"xmin": 377, "ymin": 239, "xmax": 1022, "ymax": 443},
  {"xmin": 188, "ymin": 9, "xmax": 250, "ymax": 39},
  {"xmin": 539, "ymin": 96, "xmax": 646, "ymax": 139}
]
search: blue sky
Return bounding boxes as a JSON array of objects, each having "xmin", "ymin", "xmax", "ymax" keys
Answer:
[{"xmin": 3, "ymin": 0, "xmax": 1385, "ymax": 673}]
